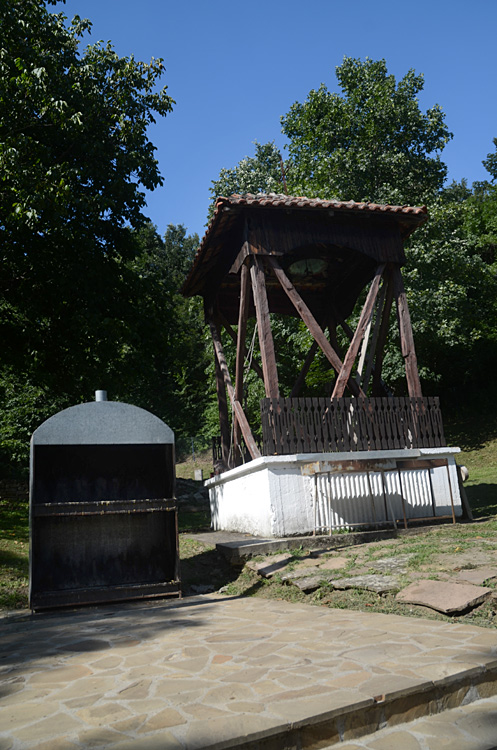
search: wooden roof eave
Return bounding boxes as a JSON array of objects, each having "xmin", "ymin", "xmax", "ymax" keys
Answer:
[{"xmin": 182, "ymin": 196, "xmax": 428, "ymax": 300}]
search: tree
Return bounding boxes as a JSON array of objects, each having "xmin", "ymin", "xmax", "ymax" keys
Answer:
[
  {"xmin": 208, "ymin": 141, "xmax": 285, "ymax": 218},
  {"xmin": 0, "ymin": 0, "xmax": 174, "ymax": 473},
  {"xmin": 281, "ymin": 57, "xmax": 452, "ymax": 205},
  {"xmin": 399, "ymin": 191, "xmax": 497, "ymax": 396},
  {"xmin": 123, "ymin": 224, "xmax": 210, "ymax": 449}
]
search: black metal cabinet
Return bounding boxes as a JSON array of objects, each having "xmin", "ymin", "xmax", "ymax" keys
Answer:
[{"xmin": 30, "ymin": 397, "xmax": 180, "ymax": 610}]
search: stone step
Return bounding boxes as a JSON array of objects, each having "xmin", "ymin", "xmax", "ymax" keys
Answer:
[
  {"xmin": 324, "ymin": 694, "xmax": 497, "ymax": 749},
  {"xmin": 213, "ymin": 664, "xmax": 497, "ymax": 749}
]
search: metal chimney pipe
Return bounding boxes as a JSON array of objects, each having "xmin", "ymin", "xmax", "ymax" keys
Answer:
[{"xmin": 95, "ymin": 390, "xmax": 108, "ymax": 402}]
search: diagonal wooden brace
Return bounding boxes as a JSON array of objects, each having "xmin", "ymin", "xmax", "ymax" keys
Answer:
[
  {"xmin": 332, "ymin": 264, "xmax": 386, "ymax": 399},
  {"xmin": 207, "ymin": 316, "xmax": 261, "ymax": 460},
  {"xmin": 392, "ymin": 265, "xmax": 423, "ymax": 398},
  {"xmin": 266, "ymin": 256, "xmax": 365, "ymax": 398}
]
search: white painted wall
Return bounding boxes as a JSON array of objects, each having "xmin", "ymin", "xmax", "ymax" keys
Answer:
[{"xmin": 206, "ymin": 449, "xmax": 462, "ymax": 538}]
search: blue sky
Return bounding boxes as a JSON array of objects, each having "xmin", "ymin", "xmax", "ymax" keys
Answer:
[{"xmin": 55, "ymin": 0, "xmax": 497, "ymax": 241}]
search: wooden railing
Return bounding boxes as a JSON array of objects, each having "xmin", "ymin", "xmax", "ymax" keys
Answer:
[{"xmin": 260, "ymin": 396, "xmax": 446, "ymax": 455}]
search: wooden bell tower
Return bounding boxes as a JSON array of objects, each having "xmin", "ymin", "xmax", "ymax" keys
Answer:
[{"xmin": 183, "ymin": 194, "xmax": 431, "ymax": 472}]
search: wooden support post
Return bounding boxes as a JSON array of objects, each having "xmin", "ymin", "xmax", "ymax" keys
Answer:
[
  {"xmin": 207, "ymin": 316, "xmax": 261, "ymax": 461},
  {"xmin": 210, "ymin": 321, "xmax": 231, "ymax": 470},
  {"xmin": 233, "ymin": 263, "xmax": 250, "ymax": 462},
  {"xmin": 392, "ymin": 265, "xmax": 423, "ymax": 398},
  {"xmin": 250, "ymin": 256, "xmax": 280, "ymax": 398},
  {"xmin": 332, "ymin": 264, "xmax": 385, "ymax": 399},
  {"xmin": 266, "ymin": 256, "xmax": 365, "ymax": 398}
]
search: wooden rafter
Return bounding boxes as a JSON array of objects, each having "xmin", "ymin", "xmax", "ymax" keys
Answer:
[
  {"xmin": 267, "ymin": 255, "xmax": 365, "ymax": 398},
  {"xmin": 392, "ymin": 265, "xmax": 423, "ymax": 398},
  {"xmin": 250, "ymin": 255, "xmax": 280, "ymax": 398},
  {"xmin": 332, "ymin": 264, "xmax": 385, "ymax": 399},
  {"xmin": 207, "ymin": 316, "xmax": 261, "ymax": 460}
]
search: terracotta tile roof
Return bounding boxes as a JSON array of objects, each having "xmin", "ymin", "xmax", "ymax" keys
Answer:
[
  {"xmin": 197, "ymin": 192, "xmax": 427, "ymax": 249},
  {"xmin": 183, "ymin": 193, "xmax": 428, "ymax": 298},
  {"xmin": 215, "ymin": 193, "xmax": 428, "ymax": 216}
]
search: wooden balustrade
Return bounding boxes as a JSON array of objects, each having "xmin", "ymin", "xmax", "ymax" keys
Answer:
[{"xmin": 260, "ymin": 396, "xmax": 445, "ymax": 455}]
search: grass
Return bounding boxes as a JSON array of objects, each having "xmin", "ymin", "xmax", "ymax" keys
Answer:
[
  {"xmin": 0, "ymin": 502, "xmax": 29, "ymax": 609},
  {"xmin": 176, "ymin": 450, "xmax": 212, "ymax": 481}
]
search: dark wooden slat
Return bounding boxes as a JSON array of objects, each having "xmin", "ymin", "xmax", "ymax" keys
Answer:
[
  {"xmin": 32, "ymin": 499, "xmax": 175, "ymax": 517},
  {"xmin": 266, "ymin": 256, "xmax": 365, "ymax": 398},
  {"xmin": 250, "ymin": 256, "xmax": 280, "ymax": 398},
  {"xmin": 260, "ymin": 396, "xmax": 446, "ymax": 455},
  {"xmin": 332, "ymin": 264, "xmax": 385, "ymax": 399}
]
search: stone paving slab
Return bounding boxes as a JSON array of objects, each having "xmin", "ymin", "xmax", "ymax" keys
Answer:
[
  {"xmin": 396, "ymin": 580, "xmax": 493, "ymax": 614},
  {"xmin": 1, "ymin": 596, "xmax": 497, "ymax": 749}
]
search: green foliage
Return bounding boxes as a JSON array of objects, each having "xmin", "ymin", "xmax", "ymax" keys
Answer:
[
  {"xmin": 281, "ymin": 57, "xmax": 452, "ymax": 205},
  {"xmin": 399, "ymin": 189, "xmax": 497, "ymax": 394},
  {"xmin": 208, "ymin": 141, "xmax": 285, "ymax": 218},
  {"xmin": 125, "ymin": 224, "xmax": 210, "ymax": 443},
  {"xmin": 482, "ymin": 137, "xmax": 497, "ymax": 182},
  {"xmin": 0, "ymin": 1, "xmax": 217, "ymax": 474}
]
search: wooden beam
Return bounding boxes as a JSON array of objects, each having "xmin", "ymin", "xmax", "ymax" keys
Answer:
[
  {"xmin": 290, "ymin": 339, "xmax": 319, "ymax": 398},
  {"xmin": 250, "ymin": 256, "xmax": 280, "ymax": 398},
  {"xmin": 361, "ymin": 281, "xmax": 387, "ymax": 392},
  {"xmin": 211, "ymin": 324, "xmax": 231, "ymax": 470},
  {"xmin": 332, "ymin": 264, "xmax": 385, "ymax": 399},
  {"xmin": 392, "ymin": 265, "xmax": 423, "ymax": 398},
  {"xmin": 267, "ymin": 256, "xmax": 364, "ymax": 398},
  {"xmin": 207, "ymin": 316, "xmax": 261, "ymax": 460},
  {"xmin": 233, "ymin": 263, "xmax": 250, "ymax": 460},
  {"xmin": 372, "ymin": 271, "xmax": 394, "ymax": 396}
]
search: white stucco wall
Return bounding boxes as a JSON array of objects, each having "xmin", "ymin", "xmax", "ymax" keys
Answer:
[{"xmin": 206, "ymin": 448, "xmax": 462, "ymax": 538}]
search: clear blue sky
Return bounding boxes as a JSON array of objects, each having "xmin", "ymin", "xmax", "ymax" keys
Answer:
[{"xmin": 55, "ymin": 0, "xmax": 496, "ymax": 241}]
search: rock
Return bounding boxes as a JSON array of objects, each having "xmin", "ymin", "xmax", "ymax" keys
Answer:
[
  {"xmin": 331, "ymin": 575, "xmax": 400, "ymax": 594},
  {"xmin": 190, "ymin": 584, "xmax": 216, "ymax": 594},
  {"xmin": 246, "ymin": 554, "xmax": 294, "ymax": 578},
  {"xmin": 396, "ymin": 580, "xmax": 493, "ymax": 614},
  {"xmin": 453, "ymin": 567, "xmax": 497, "ymax": 586},
  {"xmin": 280, "ymin": 567, "xmax": 325, "ymax": 581},
  {"xmin": 291, "ymin": 576, "xmax": 324, "ymax": 592},
  {"xmin": 319, "ymin": 556, "xmax": 349, "ymax": 571},
  {"xmin": 370, "ymin": 554, "xmax": 415, "ymax": 574}
]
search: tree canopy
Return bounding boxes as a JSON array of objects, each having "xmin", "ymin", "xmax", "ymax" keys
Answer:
[
  {"xmin": 281, "ymin": 57, "xmax": 452, "ymax": 205},
  {"xmin": 207, "ymin": 59, "xmax": 497, "ymax": 412},
  {"xmin": 0, "ymin": 0, "xmax": 184, "ymax": 472},
  {"xmin": 208, "ymin": 141, "xmax": 285, "ymax": 218}
]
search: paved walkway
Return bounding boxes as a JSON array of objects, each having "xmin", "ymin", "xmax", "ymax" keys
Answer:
[{"xmin": 1, "ymin": 595, "xmax": 497, "ymax": 749}]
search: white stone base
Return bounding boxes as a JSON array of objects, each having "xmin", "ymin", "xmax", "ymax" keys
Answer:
[{"xmin": 206, "ymin": 448, "xmax": 462, "ymax": 538}]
